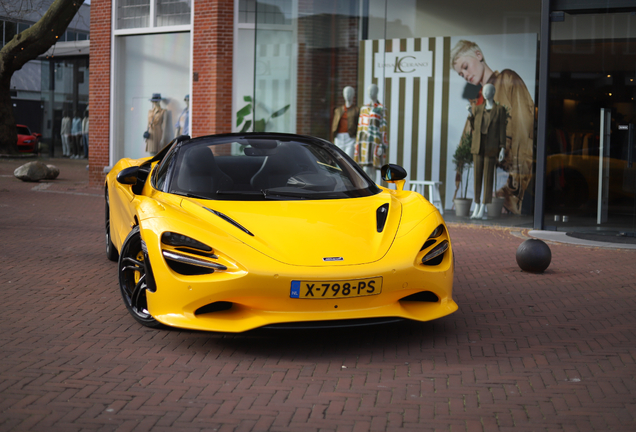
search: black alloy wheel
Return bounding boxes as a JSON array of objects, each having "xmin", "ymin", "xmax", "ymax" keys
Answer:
[
  {"xmin": 118, "ymin": 226, "xmax": 162, "ymax": 328},
  {"xmin": 105, "ymin": 188, "xmax": 119, "ymax": 262}
]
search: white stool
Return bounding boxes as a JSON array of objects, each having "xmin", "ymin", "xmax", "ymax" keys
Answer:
[{"xmin": 409, "ymin": 180, "xmax": 444, "ymax": 215}]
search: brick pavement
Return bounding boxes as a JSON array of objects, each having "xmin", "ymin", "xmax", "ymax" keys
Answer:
[{"xmin": 0, "ymin": 157, "xmax": 635, "ymax": 432}]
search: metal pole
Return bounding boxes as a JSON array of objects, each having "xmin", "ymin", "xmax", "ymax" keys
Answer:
[{"xmin": 533, "ymin": 0, "xmax": 551, "ymax": 230}]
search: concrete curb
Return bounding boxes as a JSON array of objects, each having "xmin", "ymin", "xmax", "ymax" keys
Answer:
[{"xmin": 529, "ymin": 229, "xmax": 636, "ymax": 250}]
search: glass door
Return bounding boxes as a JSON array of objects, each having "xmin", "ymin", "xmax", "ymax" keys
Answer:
[{"xmin": 545, "ymin": 9, "xmax": 636, "ymax": 236}]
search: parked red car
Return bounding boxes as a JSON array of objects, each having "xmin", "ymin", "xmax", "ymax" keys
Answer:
[{"xmin": 16, "ymin": 125, "xmax": 41, "ymax": 153}]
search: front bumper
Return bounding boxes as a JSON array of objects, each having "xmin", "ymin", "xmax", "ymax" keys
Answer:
[{"xmin": 140, "ymin": 211, "xmax": 456, "ymax": 333}]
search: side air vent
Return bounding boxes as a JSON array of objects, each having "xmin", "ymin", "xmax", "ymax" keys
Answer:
[
  {"xmin": 420, "ymin": 239, "xmax": 436, "ymax": 251},
  {"xmin": 376, "ymin": 203, "xmax": 389, "ymax": 232},
  {"xmin": 400, "ymin": 291, "xmax": 439, "ymax": 302},
  {"xmin": 195, "ymin": 301, "xmax": 233, "ymax": 315}
]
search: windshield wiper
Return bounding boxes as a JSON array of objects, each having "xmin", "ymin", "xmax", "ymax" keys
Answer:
[
  {"xmin": 173, "ymin": 191, "xmax": 212, "ymax": 200},
  {"xmin": 262, "ymin": 189, "xmax": 307, "ymax": 199},
  {"xmin": 216, "ymin": 190, "xmax": 265, "ymax": 197}
]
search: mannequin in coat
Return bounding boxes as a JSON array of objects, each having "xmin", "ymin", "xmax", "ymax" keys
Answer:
[
  {"xmin": 331, "ymin": 86, "xmax": 359, "ymax": 158},
  {"xmin": 145, "ymin": 93, "xmax": 168, "ymax": 155},
  {"xmin": 468, "ymin": 83, "xmax": 506, "ymax": 219}
]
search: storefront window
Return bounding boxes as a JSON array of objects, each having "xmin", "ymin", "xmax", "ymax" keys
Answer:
[
  {"xmin": 116, "ymin": 0, "xmax": 191, "ymax": 29},
  {"xmin": 242, "ymin": 0, "xmax": 540, "ymax": 214},
  {"xmin": 38, "ymin": 57, "xmax": 89, "ymax": 156},
  {"xmin": 113, "ymin": 32, "xmax": 191, "ymax": 161},
  {"xmin": 117, "ymin": 0, "xmax": 151, "ymax": 29},
  {"xmin": 4, "ymin": 21, "xmax": 16, "ymax": 45},
  {"xmin": 238, "ymin": 0, "xmax": 256, "ymax": 24},
  {"xmin": 156, "ymin": 0, "xmax": 192, "ymax": 27},
  {"xmin": 545, "ymin": 11, "xmax": 636, "ymax": 235}
]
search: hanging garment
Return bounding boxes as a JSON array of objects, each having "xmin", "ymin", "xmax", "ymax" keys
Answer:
[
  {"xmin": 145, "ymin": 106, "xmax": 167, "ymax": 154},
  {"xmin": 355, "ymin": 102, "xmax": 388, "ymax": 169}
]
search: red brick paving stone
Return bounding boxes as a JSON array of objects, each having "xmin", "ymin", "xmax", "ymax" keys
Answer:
[{"xmin": 2, "ymin": 158, "xmax": 636, "ymax": 431}]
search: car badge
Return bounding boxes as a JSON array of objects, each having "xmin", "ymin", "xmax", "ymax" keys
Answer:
[{"xmin": 323, "ymin": 257, "xmax": 344, "ymax": 262}]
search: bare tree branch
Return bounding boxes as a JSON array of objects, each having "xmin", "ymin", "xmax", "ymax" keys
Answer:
[{"xmin": 0, "ymin": 0, "xmax": 85, "ymax": 153}]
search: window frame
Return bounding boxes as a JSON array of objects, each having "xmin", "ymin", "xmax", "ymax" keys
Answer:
[{"xmin": 113, "ymin": 0, "xmax": 193, "ymax": 35}]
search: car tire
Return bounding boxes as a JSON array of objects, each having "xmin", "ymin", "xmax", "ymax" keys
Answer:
[
  {"xmin": 118, "ymin": 226, "xmax": 163, "ymax": 328},
  {"xmin": 105, "ymin": 189, "xmax": 119, "ymax": 262}
]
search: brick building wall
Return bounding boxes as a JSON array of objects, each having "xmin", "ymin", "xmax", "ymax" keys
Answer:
[
  {"xmin": 191, "ymin": 0, "xmax": 234, "ymax": 140},
  {"xmin": 88, "ymin": 0, "xmax": 112, "ymax": 187}
]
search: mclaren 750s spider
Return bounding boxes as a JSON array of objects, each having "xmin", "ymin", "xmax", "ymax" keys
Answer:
[{"xmin": 105, "ymin": 133, "xmax": 456, "ymax": 332}]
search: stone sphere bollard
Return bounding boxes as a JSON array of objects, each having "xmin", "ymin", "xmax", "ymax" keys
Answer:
[{"xmin": 516, "ymin": 239, "xmax": 551, "ymax": 273}]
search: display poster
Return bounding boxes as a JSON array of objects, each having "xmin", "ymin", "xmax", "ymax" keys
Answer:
[{"xmin": 359, "ymin": 33, "xmax": 537, "ymax": 214}]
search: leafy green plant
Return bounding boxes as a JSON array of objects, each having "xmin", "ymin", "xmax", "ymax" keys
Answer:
[
  {"xmin": 452, "ymin": 131, "xmax": 473, "ymax": 199},
  {"xmin": 236, "ymin": 95, "xmax": 290, "ymax": 132}
]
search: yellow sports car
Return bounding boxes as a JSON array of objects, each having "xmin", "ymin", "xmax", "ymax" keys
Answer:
[{"xmin": 105, "ymin": 133, "xmax": 456, "ymax": 332}]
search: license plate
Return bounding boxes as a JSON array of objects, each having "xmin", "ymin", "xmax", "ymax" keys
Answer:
[{"xmin": 290, "ymin": 277, "xmax": 382, "ymax": 299}]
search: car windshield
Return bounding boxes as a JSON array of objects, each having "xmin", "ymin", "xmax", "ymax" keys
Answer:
[
  {"xmin": 16, "ymin": 126, "xmax": 30, "ymax": 135},
  {"xmin": 167, "ymin": 135, "xmax": 380, "ymax": 200}
]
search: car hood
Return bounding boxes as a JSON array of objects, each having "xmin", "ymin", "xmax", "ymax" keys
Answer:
[{"xmin": 180, "ymin": 194, "xmax": 402, "ymax": 266}]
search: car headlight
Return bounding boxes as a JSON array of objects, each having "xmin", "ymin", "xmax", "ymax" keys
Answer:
[
  {"xmin": 161, "ymin": 232, "xmax": 227, "ymax": 275},
  {"xmin": 24, "ymin": 140, "xmax": 32, "ymax": 143},
  {"xmin": 161, "ymin": 232, "xmax": 212, "ymax": 252}
]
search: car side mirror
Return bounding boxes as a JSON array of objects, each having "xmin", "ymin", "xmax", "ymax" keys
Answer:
[
  {"xmin": 33, "ymin": 133, "xmax": 42, "ymax": 138},
  {"xmin": 117, "ymin": 166, "xmax": 139, "ymax": 185},
  {"xmin": 381, "ymin": 164, "xmax": 407, "ymax": 182},
  {"xmin": 380, "ymin": 164, "xmax": 407, "ymax": 193}
]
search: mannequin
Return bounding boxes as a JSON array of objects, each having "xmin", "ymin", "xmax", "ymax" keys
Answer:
[
  {"xmin": 175, "ymin": 94, "xmax": 190, "ymax": 137},
  {"xmin": 467, "ymin": 83, "xmax": 506, "ymax": 219},
  {"xmin": 82, "ymin": 111, "xmax": 89, "ymax": 159},
  {"xmin": 331, "ymin": 86, "xmax": 360, "ymax": 158},
  {"xmin": 60, "ymin": 111, "xmax": 71, "ymax": 157},
  {"xmin": 71, "ymin": 110, "xmax": 82, "ymax": 158},
  {"xmin": 145, "ymin": 93, "xmax": 168, "ymax": 155},
  {"xmin": 355, "ymin": 84, "xmax": 389, "ymax": 177}
]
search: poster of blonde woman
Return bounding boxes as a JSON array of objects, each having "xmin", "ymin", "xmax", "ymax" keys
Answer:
[{"xmin": 448, "ymin": 35, "xmax": 536, "ymax": 215}]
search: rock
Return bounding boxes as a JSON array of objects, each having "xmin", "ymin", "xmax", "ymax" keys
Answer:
[
  {"xmin": 14, "ymin": 161, "xmax": 49, "ymax": 182},
  {"xmin": 45, "ymin": 164, "xmax": 60, "ymax": 180}
]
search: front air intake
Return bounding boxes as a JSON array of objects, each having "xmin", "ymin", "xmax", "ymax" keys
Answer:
[
  {"xmin": 400, "ymin": 291, "xmax": 439, "ymax": 302},
  {"xmin": 195, "ymin": 302, "xmax": 233, "ymax": 315}
]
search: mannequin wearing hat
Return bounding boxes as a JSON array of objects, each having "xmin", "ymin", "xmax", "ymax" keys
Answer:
[
  {"xmin": 145, "ymin": 93, "xmax": 168, "ymax": 154},
  {"xmin": 175, "ymin": 94, "xmax": 190, "ymax": 137}
]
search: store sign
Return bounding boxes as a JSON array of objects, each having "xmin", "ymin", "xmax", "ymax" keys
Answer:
[{"xmin": 374, "ymin": 50, "xmax": 432, "ymax": 79}]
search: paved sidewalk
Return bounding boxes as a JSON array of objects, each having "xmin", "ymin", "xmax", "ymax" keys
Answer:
[{"xmin": 0, "ymin": 158, "xmax": 635, "ymax": 432}]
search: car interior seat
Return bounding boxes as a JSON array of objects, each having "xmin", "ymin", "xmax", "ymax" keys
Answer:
[
  {"xmin": 250, "ymin": 143, "xmax": 317, "ymax": 190},
  {"xmin": 177, "ymin": 146, "xmax": 234, "ymax": 194}
]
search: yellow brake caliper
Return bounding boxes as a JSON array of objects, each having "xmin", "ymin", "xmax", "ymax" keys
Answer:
[{"xmin": 134, "ymin": 251, "xmax": 145, "ymax": 284}]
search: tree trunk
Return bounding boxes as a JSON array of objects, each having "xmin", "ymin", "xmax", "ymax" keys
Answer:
[
  {"xmin": 0, "ymin": 0, "xmax": 84, "ymax": 154},
  {"xmin": 0, "ymin": 74, "xmax": 16, "ymax": 152}
]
